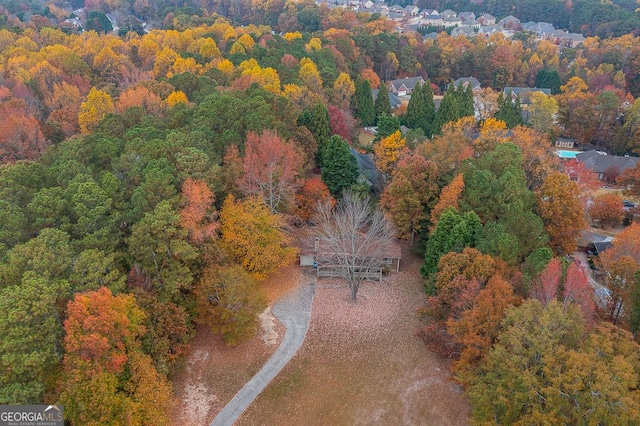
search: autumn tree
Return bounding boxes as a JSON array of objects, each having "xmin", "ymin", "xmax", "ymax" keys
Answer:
[
  {"xmin": 0, "ymin": 101, "xmax": 48, "ymax": 164},
  {"xmin": 380, "ymin": 153, "xmax": 439, "ymax": 242},
  {"xmin": 590, "ymin": 193, "xmax": 625, "ymax": 228},
  {"xmin": 468, "ymin": 299, "xmax": 640, "ymax": 424},
  {"xmin": 563, "ymin": 262, "xmax": 596, "ymax": 323},
  {"xmin": 315, "ymin": 192, "xmax": 396, "ymax": 301},
  {"xmin": 448, "ymin": 275, "xmax": 518, "ymax": 379},
  {"xmin": 536, "ymin": 172, "xmax": 586, "ymax": 254},
  {"xmin": 618, "ymin": 162, "xmax": 640, "ymax": 197},
  {"xmin": 61, "ymin": 288, "xmax": 172, "ymax": 426},
  {"xmin": 295, "ymin": 176, "xmax": 334, "ymax": 223},
  {"xmin": 180, "ymin": 178, "xmax": 219, "ymax": 244},
  {"xmin": 530, "ymin": 257, "xmax": 562, "ymax": 306},
  {"xmin": 430, "ymin": 173, "xmax": 464, "ymax": 231},
  {"xmin": 220, "ymin": 195, "xmax": 296, "ymax": 280},
  {"xmin": 194, "ymin": 265, "xmax": 267, "ymax": 345},
  {"xmin": 78, "ymin": 87, "xmax": 114, "ymax": 134},
  {"xmin": 238, "ymin": 130, "xmax": 303, "ymax": 213},
  {"xmin": 332, "ymin": 72, "xmax": 355, "ymax": 110},
  {"xmin": 599, "ymin": 223, "xmax": 640, "ymax": 324},
  {"xmin": 373, "ymin": 130, "xmax": 406, "ymax": 176}
]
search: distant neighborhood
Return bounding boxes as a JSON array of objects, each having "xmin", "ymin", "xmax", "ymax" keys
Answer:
[{"xmin": 318, "ymin": 0, "xmax": 586, "ymax": 46}]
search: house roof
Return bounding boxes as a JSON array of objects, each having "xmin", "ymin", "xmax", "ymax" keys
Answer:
[
  {"xmin": 451, "ymin": 76, "xmax": 481, "ymax": 89},
  {"xmin": 315, "ymin": 238, "xmax": 402, "ymax": 260},
  {"xmin": 371, "ymin": 89, "xmax": 402, "ymax": 108},
  {"xmin": 576, "ymin": 150, "xmax": 640, "ymax": 174},
  {"xmin": 351, "ymin": 147, "xmax": 379, "ymax": 186},
  {"xmin": 503, "ymin": 87, "xmax": 551, "ymax": 97},
  {"xmin": 594, "ymin": 241, "xmax": 613, "ymax": 256},
  {"xmin": 388, "ymin": 76, "xmax": 424, "ymax": 92}
]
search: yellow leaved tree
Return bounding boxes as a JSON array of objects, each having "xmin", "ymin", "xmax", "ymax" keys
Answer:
[
  {"xmin": 78, "ymin": 87, "xmax": 114, "ymax": 134},
  {"xmin": 374, "ymin": 130, "xmax": 406, "ymax": 175}
]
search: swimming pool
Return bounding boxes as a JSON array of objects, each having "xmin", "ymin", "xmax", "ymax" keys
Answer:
[{"xmin": 556, "ymin": 150, "xmax": 581, "ymax": 159}]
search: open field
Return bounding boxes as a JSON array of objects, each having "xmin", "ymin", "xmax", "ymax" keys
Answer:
[{"xmin": 238, "ymin": 248, "xmax": 469, "ymax": 426}]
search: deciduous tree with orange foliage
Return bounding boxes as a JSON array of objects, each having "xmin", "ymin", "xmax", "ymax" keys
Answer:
[
  {"xmin": 536, "ymin": 172, "xmax": 586, "ymax": 254},
  {"xmin": 61, "ymin": 288, "xmax": 172, "ymax": 426},
  {"xmin": 180, "ymin": 178, "xmax": 219, "ymax": 244},
  {"xmin": 448, "ymin": 275, "xmax": 518, "ymax": 380},
  {"xmin": 380, "ymin": 153, "xmax": 439, "ymax": 241},
  {"xmin": 295, "ymin": 176, "xmax": 334, "ymax": 222},
  {"xmin": 430, "ymin": 173, "xmax": 464, "ymax": 231},
  {"xmin": 590, "ymin": 192, "xmax": 625, "ymax": 228},
  {"xmin": 238, "ymin": 130, "xmax": 303, "ymax": 213}
]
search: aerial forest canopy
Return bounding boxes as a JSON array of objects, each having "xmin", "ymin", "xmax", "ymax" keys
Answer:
[{"xmin": 0, "ymin": 1, "xmax": 640, "ymax": 424}]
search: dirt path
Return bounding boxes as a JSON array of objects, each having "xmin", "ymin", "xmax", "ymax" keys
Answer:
[{"xmin": 211, "ymin": 271, "xmax": 316, "ymax": 426}]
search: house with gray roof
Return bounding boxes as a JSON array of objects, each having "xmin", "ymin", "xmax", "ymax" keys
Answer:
[
  {"xmin": 452, "ymin": 26, "xmax": 476, "ymax": 37},
  {"xmin": 372, "ymin": 89, "xmax": 402, "ymax": 109},
  {"xmin": 498, "ymin": 15, "xmax": 521, "ymax": 30},
  {"xmin": 388, "ymin": 76, "xmax": 424, "ymax": 96},
  {"xmin": 450, "ymin": 76, "xmax": 481, "ymax": 91},
  {"xmin": 476, "ymin": 13, "xmax": 496, "ymax": 25},
  {"xmin": 576, "ymin": 150, "xmax": 640, "ymax": 181},
  {"xmin": 503, "ymin": 87, "xmax": 551, "ymax": 104}
]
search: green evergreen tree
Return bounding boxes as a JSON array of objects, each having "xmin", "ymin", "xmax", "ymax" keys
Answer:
[
  {"xmin": 297, "ymin": 103, "xmax": 331, "ymax": 164},
  {"xmin": 432, "ymin": 84, "xmax": 460, "ymax": 134},
  {"xmin": 458, "ymin": 84, "xmax": 475, "ymax": 118},
  {"xmin": 405, "ymin": 80, "xmax": 435, "ymax": 137},
  {"xmin": 320, "ymin": 135, "xmax": 359, "ymax": 197},
  {"xmin": 374, "ymin": 114, "xmax": 401, "ymax": 142},
  {"xmin": 420, "ymin": 207, "xmax": 482, "ymax": 281},
  {"xmin": 535, "ymin": 68, "xmax": 562, "ymax": 95},
  {"xmin": 352, "ymin": 77, "xmax": 375, "ymax": 127},
  {"xmin": 495, "ymin": 91, "xmax": 523, "ymax": 128},
  {"xmin": 374, "ymin": 82, "xmax": 392, "ymax": 123}
]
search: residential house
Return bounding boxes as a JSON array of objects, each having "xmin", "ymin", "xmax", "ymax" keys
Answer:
[
  {"xmin": 502, "ymin": 87, "xmax": 551, "ymax": 105},
  {"xmin": 372, "ymin": 88, "xmax": 402, "ymax": 109},
  {"xmin": 299, "ymin": 237, "xmax": 403, "ymax": 277},
  {"xmin": 422, "ymin": 14, "xmax": 443, "ymax": 26},
  {"xmin": 442, "ymin": 15, "xmax": 462, "ymax": 28},
  {"xmin": 478, "ymin": 24, "xmax": 500, "ymax": 36},
  {"xmin": 533, "ymin": 22, "xmax": 555, "ymax": 37},
  {"xmin": 476, "ymin": 13, "xmax": 496, "ymax": 25},
  {"xmin": 452, "ymin": 26, "xmax": 476, "ymax": 37},
  {"xmin": 421, "ymin": 8, "xmax": 439, "ymax": 16},
  {"xmin": 388, "ymin": 76, "xmax": 424, "ymax": 96},
  {"xmin": 498, "ymin": 15, "xmax": 521, "ymax": 30},
  {"xmin": 450, "ymin": 76, "xmax": 481, "ymax": 91},
  {"xmin": 440, "ymin": 9, "xmax": 457, "ymax": 19},
  {"xmin": 575, "ymin": 150, "xmax": 640, "ymax": 181},
  {"xmin": 404, "ymin": 5, "xmax": 420, "ymax": 16},
  {"xmin": 459, "ymin": 11, "xmax": 476, "ymax": 22}
]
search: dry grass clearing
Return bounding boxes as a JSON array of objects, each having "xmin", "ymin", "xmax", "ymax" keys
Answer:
[
  {"xmin": 170, "ymin": 265, "xmax": 300, "ymax": 425},
  {"xmin": 238, "ymin": 248, "xmax": 470, "ymax": 426}
]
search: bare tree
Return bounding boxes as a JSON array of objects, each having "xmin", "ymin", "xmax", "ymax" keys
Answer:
[{"xmin": 315, "ymin": 191, "xmax": 397, "ymax": 302}]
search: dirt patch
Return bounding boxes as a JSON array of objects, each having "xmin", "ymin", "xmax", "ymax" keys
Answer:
[
  {"xmin": 237, "ymin": 247, "xmax": 470, "ymax": 426},
  {"xmin": 171, "ymin": 320, "xmax": 285, "ymax": 425}
]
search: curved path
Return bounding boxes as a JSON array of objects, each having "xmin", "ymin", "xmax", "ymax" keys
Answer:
[{"xmin": 211, "ymin": 272, "xmax": 316, "ymax": 426}]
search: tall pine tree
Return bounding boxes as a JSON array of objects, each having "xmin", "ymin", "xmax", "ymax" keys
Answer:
[
  {"xmin": 433, "ymin": 83, "xmax": 460, "ymax": 134},
  {"xmin": 352, "ymin": 77, "xmax": 375, "ymax": 127},
  {"xmin": 405, "ymin": 80, "xmax": 435, "ymax": 137},
  {"xmin": 298, "ymin": 103, "xmax": 331, "ymax": 164},
  {"xmin": 495, "ymin": 91, "xmax": 523, "ymax": 128},
  {"xmin": 458, "ymin": 84, "xmax": 475, "ymax": 118},
  {"xmin": 374, "ymin": 82, "xmax": 392, "ymax": 124}
]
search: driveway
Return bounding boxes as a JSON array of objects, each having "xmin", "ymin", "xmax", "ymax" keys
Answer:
[
  {"xmin": 572, "ymin": 251, "xmax": 611, "ymax": 308},
  {"xmin": 210, "ymin": 271, "xmax": 316, "ymax": 426}
]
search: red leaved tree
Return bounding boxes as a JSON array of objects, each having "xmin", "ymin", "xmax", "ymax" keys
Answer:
[
  {"xmin": 563, "ymin": 262, "xmax": 596, "ymax": 323},
  {"xmin": 531, "ymin": 257, "xmax": 561, "ymax": 306},
  {"xmin": 295, "ymin": 176, "xmax": 334, "ymax": 222},
  {"xmin": 238, "ymin": 130, "xmax": 303, "ymax": 213}
]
